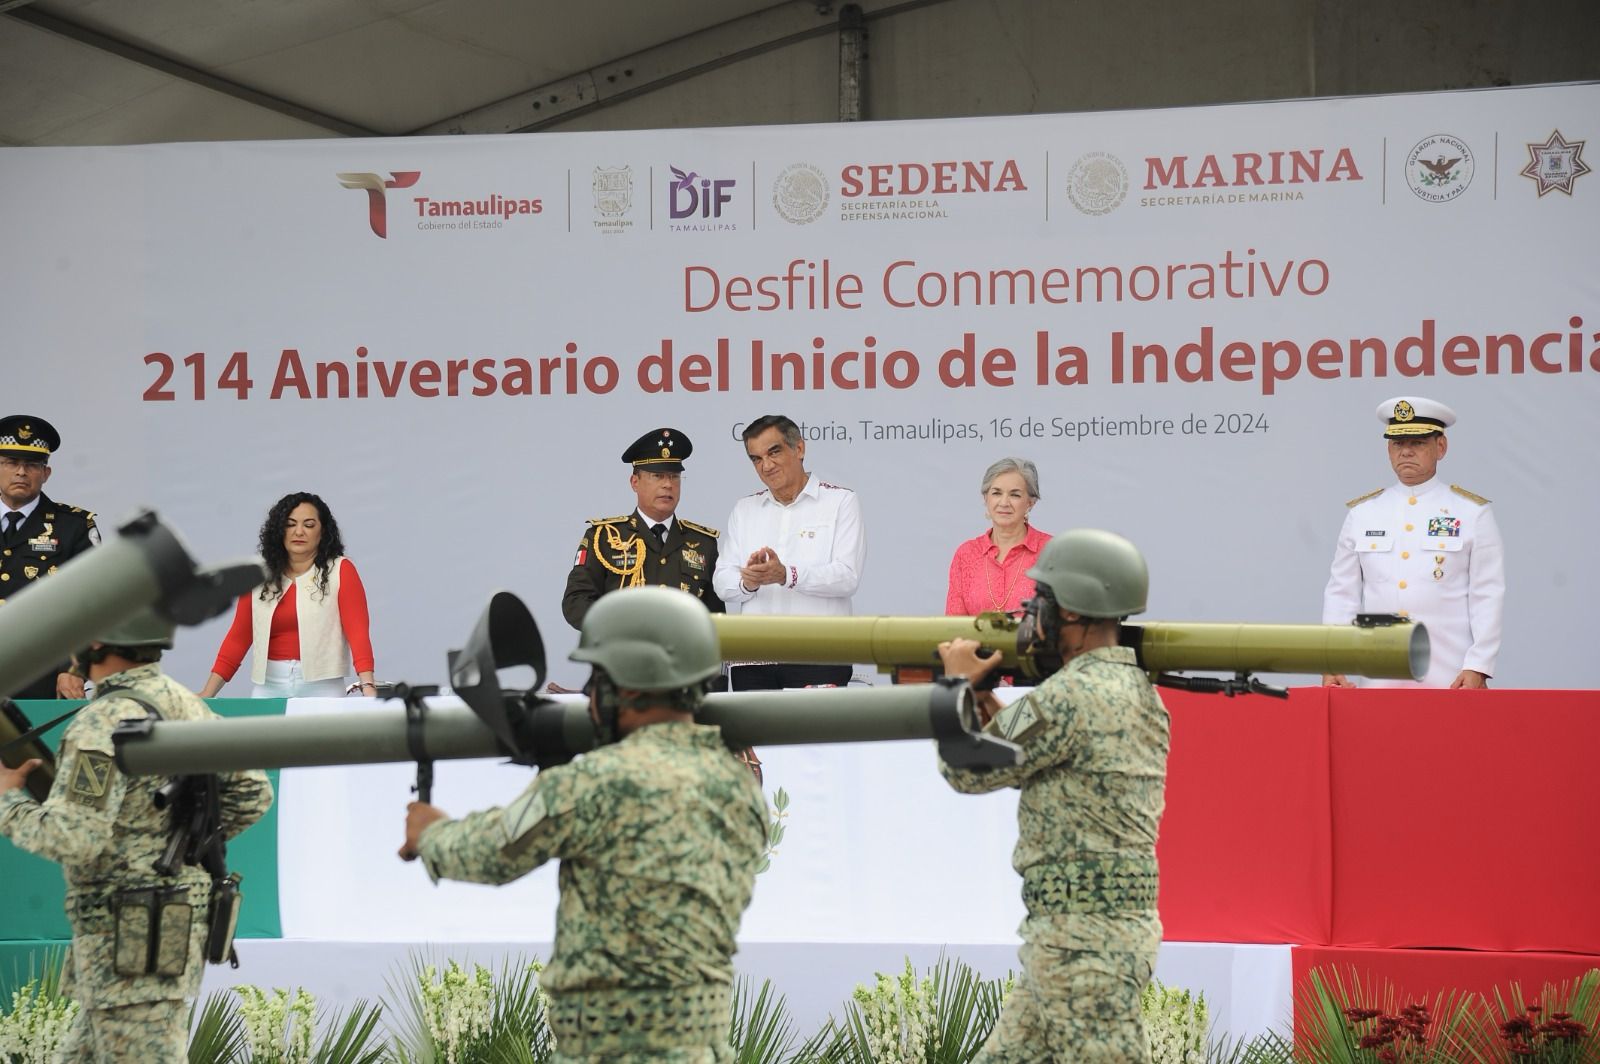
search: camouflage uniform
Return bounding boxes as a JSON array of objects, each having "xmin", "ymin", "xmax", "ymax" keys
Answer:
[
  {"xmin": 0, "ymin": 663, "xmax": 274, "ymax": 1063},
  {"xmin": 941, "ymin": 646, "xmax": 1169, "ymax": 1064},
  {"xmin": 418, "ymin": 719, "xmax": 767, "ymax": 1064}
]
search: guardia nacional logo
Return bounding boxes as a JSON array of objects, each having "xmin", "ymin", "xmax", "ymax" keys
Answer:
[{"xmin": 1405, "ymin": 134, "xmax": 1474, "ymax": 203}]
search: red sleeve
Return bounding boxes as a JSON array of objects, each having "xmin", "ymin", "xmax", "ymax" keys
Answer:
[
  {"xmin": 338, "ymin": 559, "xmax": 375, "ymax": 674},
  {"xmin": 210, "ymin": 594, "xmax": 254, "ymax": 681}
]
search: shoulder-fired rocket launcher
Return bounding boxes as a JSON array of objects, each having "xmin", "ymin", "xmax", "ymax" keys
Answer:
[
  {"xmin": 112, "ymin": 592, "xmax": 1019, "ymax": 786},
  {"xmin": 712, "ymin": 611, "xmax": 1428, "ymax": 690},
  {"xmin": 0, "ymin": 509, "xmax": 263, "ymax": 800}
]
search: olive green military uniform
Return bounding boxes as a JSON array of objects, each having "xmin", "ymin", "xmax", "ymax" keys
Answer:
[
  {"xmin": 561, "ymin": 513, "xmax": 724, "ymax": 630},
  {"xmin": 941, "ymin": 646, "xmax": 1169, "ymax": 1064},
  {"xmin": 1, "ymin": 492, "xmax": 97, "ymax": 698},
  {"xmin": 0, "ymin": 664, "xmax": 274, "ymax": 1063},
  {"xmin": 418, "ymin": 720, "xmax": 767, "ymax": 1063}
]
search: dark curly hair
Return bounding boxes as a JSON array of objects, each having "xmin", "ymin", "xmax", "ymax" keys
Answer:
[{"xmin": 258, "ymin": 491, "xmax": 346, "ymax": 600}]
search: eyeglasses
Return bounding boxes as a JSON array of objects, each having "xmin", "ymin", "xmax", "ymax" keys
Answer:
[{"xmin": 0, "ymin": 458, "xmax": 48, "ymax": 474}]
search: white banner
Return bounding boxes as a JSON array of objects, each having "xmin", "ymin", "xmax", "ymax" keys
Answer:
[{"xmin": 2, "ymin": 83, "xmax": 1596, "ymax": 688}]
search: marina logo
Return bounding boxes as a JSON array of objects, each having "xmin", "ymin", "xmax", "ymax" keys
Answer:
[
  {"xmin": 1065, "ymin": 152, "xmax": 1129, "ymax": 215},
  {"xmin": 336, "ymin": 170, "xmax": 421, "ymax": 238},
  {"xmin": 1520, "ymin": 130, "xmax": 1591, "ymax": 197},
  {"xmin": 772, "ymin": 163, "xmax": 829, "ymax": 225},
  {"xmin": 1405, "ymin": 134, "xmax": 1474, "ymax": 203}
]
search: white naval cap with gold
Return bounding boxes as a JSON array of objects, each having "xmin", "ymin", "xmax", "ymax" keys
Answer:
[{"xmin": 1377, "ymin": 396, "xmax": 1457, "ymax": 438}]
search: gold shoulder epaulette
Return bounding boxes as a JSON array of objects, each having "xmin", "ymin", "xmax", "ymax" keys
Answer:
[
  {"xmin": 585, "ymin": 514, "xmax": 633, "ymax": 526},
  {"xmin": 1450, "ymin": 484, "xmax": 1490, "ymax": 506},
  {"xmin": 1345, "ymin": 488, "xmax": 1384, "ymax": 508},
  {"xmin": 679, "ymin": 518, "xmax": 720, "ymax": 538}
]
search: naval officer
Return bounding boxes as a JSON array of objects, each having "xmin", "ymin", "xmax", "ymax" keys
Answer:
[{"xmin": 1322, "ymin": 397, "xmax": 1504, "ymax": 688}]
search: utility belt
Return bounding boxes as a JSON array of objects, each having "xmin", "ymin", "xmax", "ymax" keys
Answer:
[
  {"xmin": 1022, "ymin": 856, "xmax": 1159, "ymax": 915},
  {"xmin": 73, "ymin": 873, "xmax": 242, "ymax": 976},
  {"xmin": 547, "ymin": 982, "xmax": 729, "ymax": 1052}
]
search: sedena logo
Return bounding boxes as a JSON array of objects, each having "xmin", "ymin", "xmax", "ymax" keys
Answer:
[{"xmin": 337, "ymin": 171, "xmax": 422, "ymax": 238}]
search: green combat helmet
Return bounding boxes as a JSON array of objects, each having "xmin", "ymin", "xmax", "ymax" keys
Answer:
[
  {"xmin": 98, "ymin": 610, "xmax": 177, "ymax": 649},
  {"xmin": 1026, "ymin": 528, "xmax": 1149, "ymax": 618},
  {"xmin": 569, "ymin": 587, "xmax": 721, "ymax": 742}
]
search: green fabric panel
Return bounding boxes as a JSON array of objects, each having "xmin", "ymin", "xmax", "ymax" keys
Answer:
[{"xmin": 0, "ymin": 697, "xmax": 286, "ymax": 943}]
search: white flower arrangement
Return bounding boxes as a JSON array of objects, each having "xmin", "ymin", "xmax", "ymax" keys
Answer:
[
  {"xmin": 234, "ymin": 985, "xmax": 316, "ymax": 1064},
  {"xmin": 849, "ymin": 959, "xmax": 938, "ymax": 1064},
  {"xmin": 0, "ymin": 980, "xmax": 78, "ymax": 1064},
  {"xmin": 1140, "ymin": 978, "xmax": 1209, "ymax": 1064},
  {"xmin": 419, "ymin": 960, "xmax": 496, "ymax": 1064}
]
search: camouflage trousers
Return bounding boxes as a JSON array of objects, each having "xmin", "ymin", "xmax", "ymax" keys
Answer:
[
  {"xmin": 54, "ymin": 998, "xmax": 191, "ymax": 1063},
  {"xmin": 975, "ymin": 941, "xmax": 1154, "ymax": 1064}
]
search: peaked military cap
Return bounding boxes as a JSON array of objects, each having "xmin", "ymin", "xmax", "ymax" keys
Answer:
[
  {"xmin": 1378, "ymin": 396, "xmax": 1456, "ymax": 439},
  {"xmin": 623, "ymin": 427, "xmax": 692, "ymax": 472},
  {"xmin": 0, "ymin": 414, "xmax": 61, "ymax": 461}
]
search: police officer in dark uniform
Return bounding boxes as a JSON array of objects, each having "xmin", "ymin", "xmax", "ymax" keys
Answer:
[
  {"xmin": 0, "ymin": 415, "xmax": 99, "ymax": 699},
  {"xmin": 562, "ymin": 428, "xmax": 724, "ymax": 631}
]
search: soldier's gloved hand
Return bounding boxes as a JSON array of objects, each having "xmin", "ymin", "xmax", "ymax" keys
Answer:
[
  {"xmin": 0, "ymin": 758, "xmax": 41, "ymax": 798},
  {"xmin": 399, "ymin": 800, "xmax": 449, "ymax": 862}
]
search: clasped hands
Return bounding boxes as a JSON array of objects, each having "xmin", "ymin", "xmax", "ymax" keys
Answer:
[{"xmin": 739, "ymin": 547, "xmax": 787, "ymax": 592}]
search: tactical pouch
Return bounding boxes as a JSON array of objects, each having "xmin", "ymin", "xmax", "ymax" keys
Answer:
[
  {"xmin": 205, "ymin": 873, "xmax": 243, "ymax": 967},
  {"xmin": 112, "ymin": 886, "xmax": 192, "ymax": 976}
]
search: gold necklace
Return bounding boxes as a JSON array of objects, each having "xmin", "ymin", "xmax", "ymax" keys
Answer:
[{"xmin": 985, "ymin": 533, "xmax": 1028, "ymax": 611}]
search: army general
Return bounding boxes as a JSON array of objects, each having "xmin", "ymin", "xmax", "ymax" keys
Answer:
[
  {"xmin": 561, "ymin": 427, "xmax": 724, "ymax": 631},
  {"xmin": 936, "ymin": 530, "xmax": 1169, "ymax": 1063},
  {"xmin": 401, "ymin": 587, "xmax": 767, "ymax": 1062},
  {"xmin": 0, "ymin": 612, "xmax": 274, "ymax": 1062},
  {"xmin": 1, "ymin": 414, "xmax": 99, "ymax": 699}
]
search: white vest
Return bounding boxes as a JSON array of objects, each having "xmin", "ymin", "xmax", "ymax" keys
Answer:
[{"xmin": 249, "ymin": 558, "xmax": 348, "ymax": 685}]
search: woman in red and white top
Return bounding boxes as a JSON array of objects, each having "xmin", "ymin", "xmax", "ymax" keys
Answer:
[
  {"xmin": 200, "ymin": 492, "xmax": 376, "ymax": 698},
  {"xmin": 945, "ymin": 458, "xmax": 1052, "ymax": 616}
]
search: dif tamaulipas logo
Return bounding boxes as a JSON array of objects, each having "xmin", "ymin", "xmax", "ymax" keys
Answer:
[
  {"xmin": 667, "ymin": 166, "xmax": 739, "ymax": 232},
  {"xmin": 1520, "ymin": 130, "xmax": 1591, "ymax": 197},
  {"xmin": 1134, "ymin": 143, "xmax": 1364, "ymax": 208},
  {"xmin": 1404, "ymin": 134, "xmax": 1474, "ymax": 203},
  {"xmin": 336, "ymin": 169, "xmax": 544, "ymax": 238},
  {"xmin": 833, "ymin": 156, "xmax": 1028, "ymax": 223}
]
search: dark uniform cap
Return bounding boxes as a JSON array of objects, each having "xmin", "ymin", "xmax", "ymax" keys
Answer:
[
  {"xmin": 0, "ymin": 415, "xmax": 61, "ymax": 461},
  {"xmin": 1378, "ymin": 396, "xmax": 1456, "ymax": 439},
  {"xmin": 622, "ymin": 427, "xmax": 693, "ymax": 472}
]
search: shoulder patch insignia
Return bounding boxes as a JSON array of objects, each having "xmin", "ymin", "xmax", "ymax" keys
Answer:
[
  {"xmin": 985, "ymin": 697, "xmax": 1048, "ymax": 746},
  {"xmin": 1346, "ymin": 488, "xmax": 1385, "ymax": 508},
  {"xmin": 679, "ymin": 519, "xmax": 720, "ymax": 538},
  {"xmin": 67, "ymin": 750, "xmax": 115, "ymax": 809},
  {"xmin": 1450, "ymin": 484, "xmax": 1490, "ymax": 506},
  {"xmin": 500, "ymin": 788, "xmax": 549, "ymax": 855}
]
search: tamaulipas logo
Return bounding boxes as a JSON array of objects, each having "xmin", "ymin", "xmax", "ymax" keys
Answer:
[
  {"xmin": 338, "ymin": 171, "xmax": 544, "ymax": 238},
  {"xmin": 336, "ymin": 171, "xmax": 421, "ymax": 238}
]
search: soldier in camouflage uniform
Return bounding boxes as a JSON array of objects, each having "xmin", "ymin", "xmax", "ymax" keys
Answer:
[
  {"xmin": 401, "ymin": 586, "xmax": 768, "ymax": 1063},
  {"xmin": 0, "ymin": 612, "xmax": 274, "ymax": 1063},
  {"xmin": 937, "ymin": 529, "xmax": 1169, "ymax": 1064}
]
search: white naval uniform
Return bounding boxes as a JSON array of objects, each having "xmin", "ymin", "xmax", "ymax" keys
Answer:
[
  {"xmin": 712, "ymin": 474, "xmax": 866, "ymax": 616},
  {"xmin": 1322, "ymin": 475, "xmax": 1504, "ymax": 687}
]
